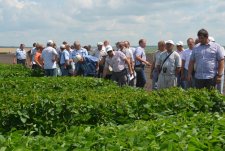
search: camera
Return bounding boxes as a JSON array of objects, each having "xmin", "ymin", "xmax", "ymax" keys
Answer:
[{"xmin": 163, "ymin": 67, "xmax": 167, "ymax": 73}]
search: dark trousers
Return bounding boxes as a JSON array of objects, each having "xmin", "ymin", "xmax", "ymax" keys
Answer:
[
  {"xmin": 111, "ymin": 69, "xmax": 127, "ymax": 86},
  {"xmin": 195, "ymin": 78, "xmax": 216, "ymax": 90},
  {"xmin": 17, "ymin": 59, "xmax": 26, "ymax": 66},
  {"xmin": 44, "ymin": 69, "xmax": 57, "ymax": 77},
  {"xmin": 135, "ymin": 67, "xmax": 146, "ymax": 88}
]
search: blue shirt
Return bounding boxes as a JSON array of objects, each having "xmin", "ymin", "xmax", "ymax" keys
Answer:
[
  {"xmin": 72, "ymin": 48, "xmax": 88, "ymax": 58},
  {"xmin": 190, "ymin": 42, "xmax": 224, "ymax": 79},
  {"xmin": 75, "ymin": 55, "xmax": 98, "ymax": 76},
  {"xmin": 134, "ymin": 46, "xmax": 146, "ymax": 66},
  {"xmin": 15, "ymin": 48, "xmax": 26, "ymax": 60},
  {"xmin": 60, "ymin": 50, "xmax": 70, "ymax": 65}
]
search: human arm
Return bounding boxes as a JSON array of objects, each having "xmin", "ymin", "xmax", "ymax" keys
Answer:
[{"xmin": 215, "ymin": 59, "xmax": 224, "ymax": 84}]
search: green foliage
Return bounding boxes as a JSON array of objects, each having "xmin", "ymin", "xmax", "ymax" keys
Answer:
[
  {"xmin": 0, "ymin": 64, "xmax": 32, "ymax": 78},
  {"xmin": 1, "ymin": 63, "xmax": 225, "ymax": 150}
]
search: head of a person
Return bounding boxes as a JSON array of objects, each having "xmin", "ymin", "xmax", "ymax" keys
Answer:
[
  {"xmin": 195, "ymin": 38, "xmax": 199, "ymax": 45},
  {"xmin": 20, "ymin": 44, "xmax": 25, "ymax": 50},
  {"xmin": 139, "ymin": 39, "xmax": 146, "ymax": 48},
  {"xmin": 165, "ymin": 40, "xmax": 175, "ymax": 51},
  {"xmin": 187, "ymin": 38, "xmax": 195, "ymax": 50},
  {"xmin": 119, "ymin": 41, "xmax": 125, "ymax": 50},
  {"xmin": 62, "ymin": 41, "xmax": 68, "ymax": 45},
  {"xmin": 158, "ymin": 40, "xmax": 166, "ymax": 51},
  {"xmin": 73, "ymin": 54, "xmax": 83, "ymax": 63},
  {"xmin": 197, "ymin": 28, "xmax": 209, "ymax": 45},
  {"xmin": 74, "ymin": 41, "xmax": 81, "ymax": 50},
  {"xmin": 65, "ymin": 44, "xmax": 71, "ymax": 51},
  {"xmin": 37, "ymin": 43, "xmax": 44, "ymax": 52},
  {"xmin": 104, "ymin": 40, "xmax": 109, "ymax": 47},
  {"xmin": 124, "ymin": 41, "xmax": 130, "ymax": 48},
  {"xmin": 60, "ymin": 44, "xmax": 66, "ymax": 51},
  {"xmin": 97, "ymin": 42, "xmax": 103, "ymax": 50},
  {"xmin": 176, "ymin": 41, "xmax": 184, "ymax": 51},
  {"xmin": 47, "ymin": 40, "xmax": 54, "ymax": 47},
  {"xmin": 115, "ymin": 42, "xmax": 120, "ymax": 49},
  {"xmin": 106, "ymin": 45, "xmax": 114, "ymax": 57},
  {"xmin": 33, "ymin": 43, "xmax": 36, "ymax": 47}
]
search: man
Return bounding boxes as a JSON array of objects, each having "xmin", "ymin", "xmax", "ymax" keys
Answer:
[
  {"xmin": 30, "ymin": 43, "xmax": 37, "ymax": 69},
  {"xmin": 103, "ymin": 45, "xmax": 133, "ymax": 86},
  {"xmin": 119, "ymin": 41, "xmax": 135, "ymax": 86},
  {"xmin": 13, "ymin": 44, "xmax": 27, "ymax": 66},
  {"xmin": 156, "ymin": 40, "xmax": 181, "ymax": 89},
  {"xmin": 41, "ymin": 40, "xmax": 58, "ymax": 77},
  {"xmin": 188, "ymin": 29, "xmax": 224, "ymax": 90},
  {"xmin": 181, "ymin": 38, "xmax": 195, "ymax": 89},
  {"xmin": 72, "ymin": 41, "xmax": 88, "ymax": 58},
  {"xmin": 208, "ymin": 36, "xmax": 225, "ymax": 94},
  {"xmin": 176, "ymin": 41, "xmax": 185, "ymax": 88},
  {"xmin": 150, "ymin": 40, "xmax": 166, "ymax": 90},
  {"xmin": 134, "ymin": 39, "xmax": 151, "ymax": 88},
  {"xmin": 60, "ymin": 44, "xmax": 70, "ymax": 76},
  {"xmin": 73, "ymin": 54, "xmax": 99, "ymax": 77},
  {"xmin": 92, "ymin": 42, "xmax": 107, "ymax": 78}
]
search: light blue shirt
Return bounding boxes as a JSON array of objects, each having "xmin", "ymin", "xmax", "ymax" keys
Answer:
[
  {"xmin": 15, "ymin": 48, "xmax": 26, "ymax": 60},
  {"xmin": 72, "ymin": 48, "xmax": 88, "ymax": 58},
  {"xmin": 60, "ymin": 50, "xmax": 70, "ymax": 65},
  {"xmin": 134, "ymin": 46, "xmax": 146, "ymax": 66},
  {"xmin": 190, "ymin": 42, "xmax": 224, "ymax": 79}
]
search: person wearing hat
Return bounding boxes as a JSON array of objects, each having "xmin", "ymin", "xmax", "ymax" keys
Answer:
[
  {"xmin": 103, "ymin": 45, "xmax": 133, "ymax": 86},
  {"xmin": 188, "ymin": 29, "xmax": 224, "ymax": 90},
  {"xmin": 41, "ymin": 40, "xmax": 58, "ymax": 77},
  {"xmin": 59, "ymin": 44, "xmax": 70, "ymax": 76},
  {"xmin": 91, "ymin": 42, "xmax": 107, "ymax": 78},
  {"xmin": 73, "ymin": 54, "xmax": 99, "ymax": 77},
  {"xmin": 176, "ymin": 41, "xmax": 185, "ymax": 88},
  {"xmin": 156, "ymin": 40, "xmax": 181, "ymax": 89}
]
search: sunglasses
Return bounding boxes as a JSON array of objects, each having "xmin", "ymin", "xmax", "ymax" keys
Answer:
[{"xmin": 197, "ymin": 34, "xmax": 208, "ymax": 38}]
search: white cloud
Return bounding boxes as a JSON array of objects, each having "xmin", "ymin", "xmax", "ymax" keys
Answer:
[{"xmin": 0, "ymin": 0, "xmax": 225, "ymax": 46}]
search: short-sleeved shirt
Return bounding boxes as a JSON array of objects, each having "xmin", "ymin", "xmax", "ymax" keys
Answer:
[
  {"xmin": 35, "ymin": 51, "xmax": 43, "ymax": 66},
  {"xmin": 75, "ymin": 55, "xmax": 98, "ymax": 76},
  {"xmin": 134, "ymin": 46, "xmax": 146, "ymax": 66},
  {"xmin": 156, "ymin": 51, "xmax": 181, "ymax": 75},
  {"xmin": 190, "ymin": 42, "xmax": 224, "ymax": 79},
  {"xmin": 41, "ymin": 46, "xmax": 58, "ymax": 69},
  {"xmin": 153, "ymin": 50, "xmax": 165, "ymax": 68},
  {"xmin": 182, "ymin": 49, "xmax": 192, "ymax": 70},
  {"xmin": 60, "ymin": 50, "xmax": 70, "ymax": 65},
  {"xmin": 72, "ymin": 48, "xmax": 88, "ymax": 58},
  {"xmin": 92, "ymin": 49, "xmax": 107, "ymax": 61},
  {"xmin": 15, "ymin": 49, "xmax": 26, "ymax": 60},
  {"xmin": 104, "ymin": 51, "xmax": 127, "ymax": 72},
  {"xmin": 121, "ymin": 48, "xmax": 133, "ymax": 68}
]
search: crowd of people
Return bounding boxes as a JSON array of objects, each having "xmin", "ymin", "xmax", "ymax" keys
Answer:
[{"xmin": 13, "ymin": 28, "xmax": 225, "ymax": 94}]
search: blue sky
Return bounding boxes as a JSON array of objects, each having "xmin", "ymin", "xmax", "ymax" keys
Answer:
[{"xmin": 0, "ymin": 0, "xmax": 225, "ymax": 47}]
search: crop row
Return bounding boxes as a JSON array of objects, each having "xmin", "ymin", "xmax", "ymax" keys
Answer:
[
  {"xmin": 1, "ymin": 113, "xmax": 225, "ymax": 150},
  {"xmin": 0, "ymin": 77, "xmax": 224, "ymax": 136}
]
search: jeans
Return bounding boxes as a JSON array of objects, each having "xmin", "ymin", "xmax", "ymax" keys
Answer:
[
  {"xmin": 17, "ymin": 59, "xmax": 26, "ymax": 66},
  {"xmin": 135, "ymin": 67, "xmax": 146, "ymax": 88},
  {"xmin": 151, "ymin": 69, "xmax": 158, "ymax": 90},
  {"xmin": 44, "ymin": 69, "xmax": 57, "ymax": 77},
  {"xmin": 177, "ymin": 72, "xmax": 185, "ymax": 89},
  {"xmin": 61, "ymin": 67, "xmax": 69, "ymax": 76},
  {"xmin": 183, "ymin": 69, "xmax": 195, "ymax": 89}
]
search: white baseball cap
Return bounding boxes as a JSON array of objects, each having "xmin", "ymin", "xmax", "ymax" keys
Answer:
[
  {"xmin": 73, "ymin": 54, "xmax": 82, "ymax": 63},
  {"xmin": 60, "ymin": 44, "xmax": 65, "ymax": 49},
  {"xmin": 97, "ymin": 42, "xmax": 103, "ymax": 46},
  {"xmin": 176, "ymin": 41, "xmax": 184, "ymax": 46},
  {"xmin": 166, "ymin": 40, "xmax": 175, "ymax": 45},
  {"xmin": 106, "ymin": 45, "xmax": 113, "ymax": 52},
  {"xmin": 208, "ymin": 36, "xmax": 215, "ymax": 42}
]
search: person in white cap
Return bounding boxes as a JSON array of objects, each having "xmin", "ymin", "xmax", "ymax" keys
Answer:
[
  {"xmin": 41, "ymin": 40, "xmax": 58, "ymax": 77},
  {"xmin": 176, "ymin": 41, "xmax": 185, "ymax": 88},
  {"xmin": 73, "ymin": 54, "xmax": 99, "ymax": 77},
  {"xmin": 103, "ymin": 45, "xmax": 133, "ymax": 86},
  {"xmin": 156, "ymin": 40, "xmax": 181, "ymax": 89},
  {"xmin": 92, "ymin": 42, "xmax": 107, "ymax": 78}
]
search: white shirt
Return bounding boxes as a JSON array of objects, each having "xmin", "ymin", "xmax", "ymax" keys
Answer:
[
  {"xmin": 92, "ymin": 49, "xmax": 107, "ymax": 61},
  {"xmin": 15, "ymin": 48, "xmax": 26, "ymax": 60},
  {"xmin": 41, "ymin": 46, "xmax": 58, "ymax": 69},
  {"xmin": 182, "ymin": 49, "xmax": 192, "ymax": 70},
  {"xmin": 31, "ymin": 47, "xmax": 37, "ymax": 64},
  {"xmin": 105, "ymin": 51, "xmax": 127, "ymax": 72}
]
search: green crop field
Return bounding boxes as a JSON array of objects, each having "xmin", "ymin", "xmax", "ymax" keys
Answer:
[{"xmin": 0, "ymin": 64, "xmax": 225, "ymax": 150}]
